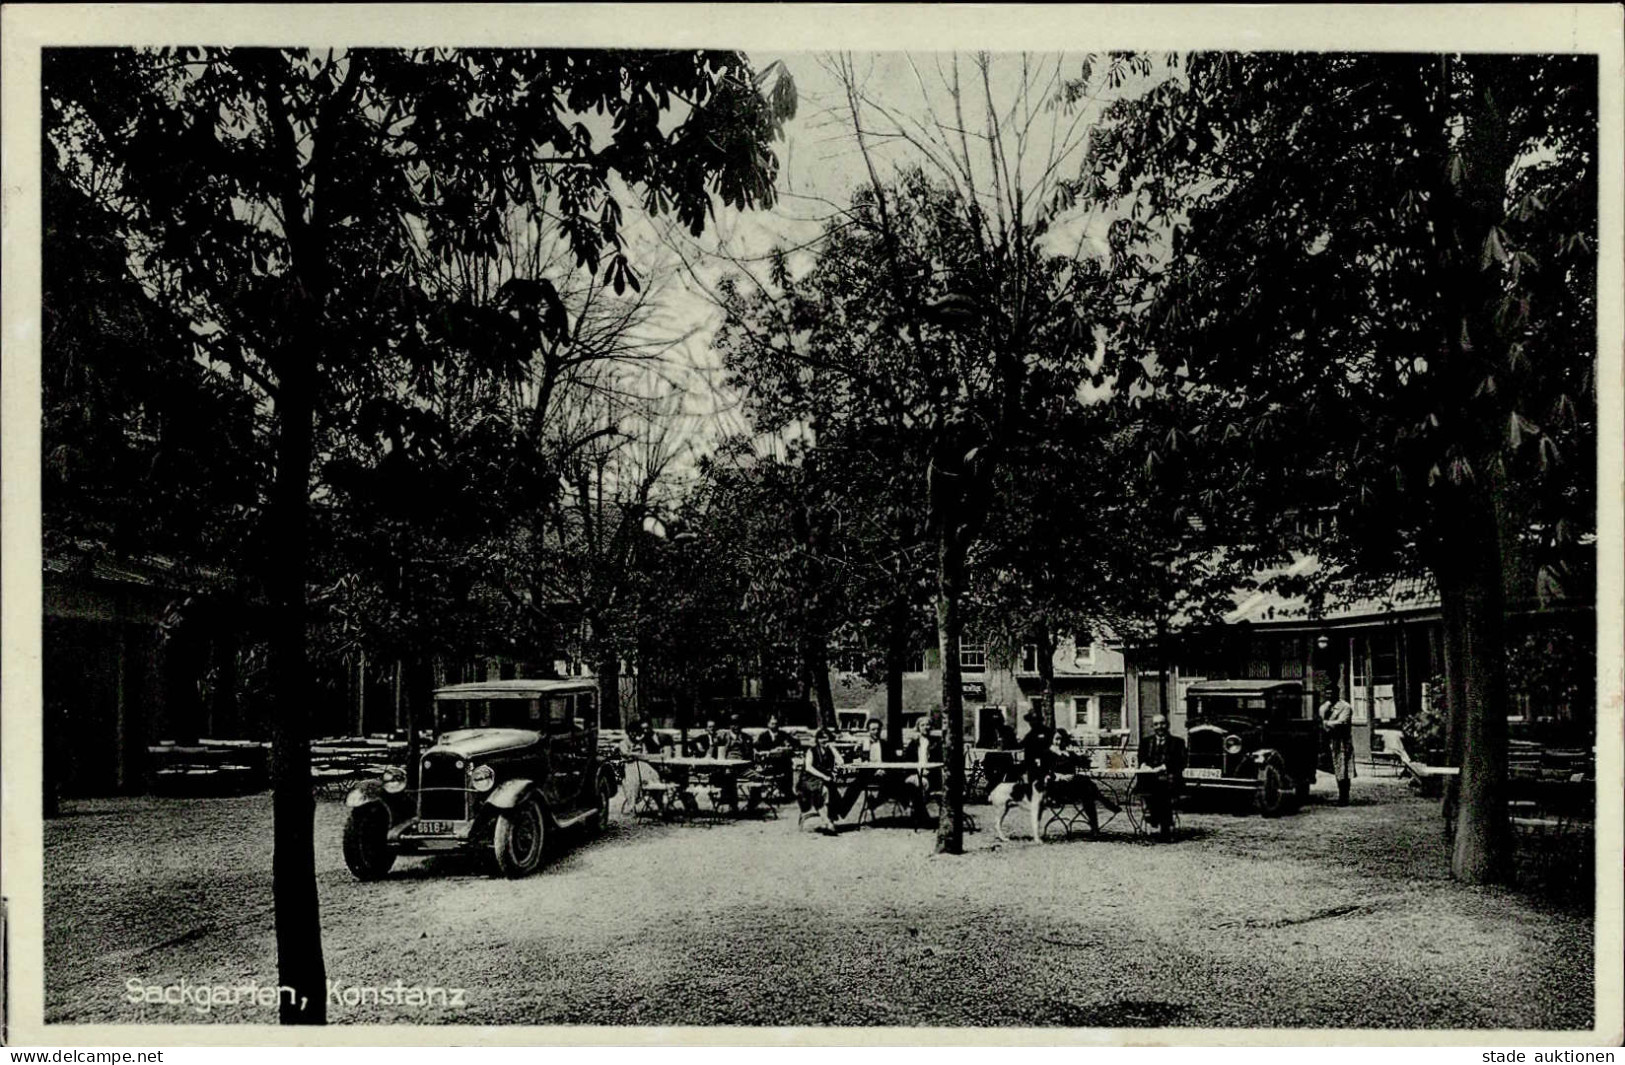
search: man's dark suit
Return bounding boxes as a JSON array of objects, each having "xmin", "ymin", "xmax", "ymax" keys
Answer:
[
  {"xmin": 1137, "ymin": 731, "xmax": 1186, "ymax": 778},
  {"xmin": 1135, "ymin": 731, "xmax": 1186, "ymax": 838}
]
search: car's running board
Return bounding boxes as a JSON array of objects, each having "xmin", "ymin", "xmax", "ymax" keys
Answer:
[{"xmin": 553, "ymin": 808, "xmax": 597, "ymax": 830}]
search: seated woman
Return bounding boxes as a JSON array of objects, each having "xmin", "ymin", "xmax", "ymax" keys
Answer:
[
  {"xmin": 1045, "ymin": 730, "xmax": 1117, "ymax": 835},
  {"xmin": 795, "ymin": 728, "xmax": 859, "ymax": 833}
]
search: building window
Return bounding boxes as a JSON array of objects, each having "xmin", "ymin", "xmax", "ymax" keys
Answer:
[
  {"xmin": 1098, "ymin": 693, "xmax": 1125, "ymax": 732},
  {"xmin": 1073, "ymin": 637, "xmax": 1096, "ymax": 668},
  {"xmin": 959, "ymin": 637, "xmax": 987, "ymax": 674},
  {"xmin": 1070, "ymin": 696, "xmax": 1090, "ymax": 732},
  {"xmin": 1020, "ymin": 644, "xmax": 1039, "ymax": 673},
  {"xmin": 1280, "ymin": 636, "xmax": 1305, "ymax": 678},
  {"xmin": 1351, "ymin": 637, "xmax": 1371, "ymax": 724},
  {"xmin": 904, "ymin": 649, "xmax": 927, "ymax": 675}
]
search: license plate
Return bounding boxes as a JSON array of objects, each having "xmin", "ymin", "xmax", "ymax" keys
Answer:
[
  {"xmin": 1186, "ymin": 767, "xmax": 1224, "ymax": 779},
  {"xmin": 417, "ymin": 820, "xmax": 458, "ymax": 835}
]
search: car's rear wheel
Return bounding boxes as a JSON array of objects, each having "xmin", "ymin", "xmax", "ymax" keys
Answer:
[
  {"xmin": 342, "ymin": 804, "xmax": 396, "ymax": 881},
  {"xmin": 1255, "ymin": 763, "xmax": 1285, "ymax": 817},
  {"xmin": 493, "ymin": 796, "xmax": 546, "ymax": 877}
]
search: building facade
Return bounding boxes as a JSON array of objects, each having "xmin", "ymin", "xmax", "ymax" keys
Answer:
[
  {"xmin": 1120, "ymin": 555, "xmax": 1595, "ymax": 762},
  {"xmin": 830, "ymin": 633, "xmax": 1130, "ymax": 747}
]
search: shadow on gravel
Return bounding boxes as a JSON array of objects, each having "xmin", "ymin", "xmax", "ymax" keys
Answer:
[{"xmin": 1043, "ymin": 999, "xmax": 1192, "ymax": 1027}]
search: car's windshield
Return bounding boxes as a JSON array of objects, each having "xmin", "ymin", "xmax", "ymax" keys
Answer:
[
  {"xmin": 435, "ymin": 698, "xmax": 546, "ymax": 732},
  {"xmin": 1190, "ymin": 696, "xmax": 1269, "ymax": 719},
  {"xmin": 433, "ymin": 691, "xmax": 596, "ymax": 734}
]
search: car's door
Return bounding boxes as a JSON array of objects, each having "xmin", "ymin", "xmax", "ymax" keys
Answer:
[{"xmin": 539, "ymin": 694, "xmax": 579, "ymax": 810}]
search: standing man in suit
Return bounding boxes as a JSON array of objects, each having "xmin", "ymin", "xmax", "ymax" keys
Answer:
[
  {"xmin": 1319, "ymin": 681, "xmax": 1356, "ymax": 806},
  {"xmin": 1135, "ymin": 714, "xmax": 1186, "ymax": 840}
]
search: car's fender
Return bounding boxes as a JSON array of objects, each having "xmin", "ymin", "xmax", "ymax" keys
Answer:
[
  {"xmin": 345, "ymin": 779, "xmax": 389, "ymax": 809},
  {"xmin": 344, "ymin": 780, "xmax": 409, "ymax": 819},
  {"xmin": 487, "ymin": 777, "xmax": 540, "ymax": 811},
  {"xmin": 1250, "ymin": 748, "xmax": 1287, "ymax": 772}
]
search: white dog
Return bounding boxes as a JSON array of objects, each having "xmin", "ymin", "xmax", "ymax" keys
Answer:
[{"xmin": 990, "ymin": 778, "xmax": 1046, "ymax": 841}]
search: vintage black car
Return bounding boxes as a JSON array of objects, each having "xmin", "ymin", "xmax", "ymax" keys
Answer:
[
  {"xmin": 342, "ymin": 678, "xmax": 617, "ymax": 880},
  {"xmin": 1182, "ymin": 679, "xmax": 1321, "ymax": 816}
]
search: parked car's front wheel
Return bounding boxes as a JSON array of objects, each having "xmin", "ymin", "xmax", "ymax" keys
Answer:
[
  {"xmin": 593, "ymin": 773, "xmax": 616, "ymax": 835},
  {"xmin": 1254, "ymin": 763, "xmax": 1285, "ymax": 817},
  {"xmin": 493, "ymin": 796, "xmax": 546, "ymax": 877},
  {"xmin": 342, "ymin": 804, "xmax": 396, "ymax": 881}
]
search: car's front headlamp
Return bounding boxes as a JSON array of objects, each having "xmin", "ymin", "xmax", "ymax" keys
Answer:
[
  {"xmin": 1223, "ymin": 734, "xmax": 1244, "ymax": 755},
  {"xmin": 469, "ymin": 764, "xmax": 495, "ymax": 792},
  {"xmin": 382, "ymin": 766, "xmax": 407, "ymax": 794}
]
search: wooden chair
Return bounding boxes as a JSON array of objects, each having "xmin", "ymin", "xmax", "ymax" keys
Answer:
[{"xmin": 626, "ymin": 759, "xmax": 678, "ymax": 821}]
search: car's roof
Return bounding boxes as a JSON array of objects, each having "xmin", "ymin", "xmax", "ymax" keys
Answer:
[
  {"xmin": 1187, "ymin": 679, "xmax": 1304, "ymax": 696},
  {"xmin": 434, "ymin": 678, "xmax": 598, "ymax": 700}
]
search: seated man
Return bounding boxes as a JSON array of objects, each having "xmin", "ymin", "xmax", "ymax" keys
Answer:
[
  {"xmin": 725, "ymin": 714, "xmax": 752, "ymax": 760},
  {"xmin": 751, "ymin": 713, "xmax": 796, "ymax": 798},
  {"xmin": 697, "ymin": 718, "xmax": 740, "ymax": 809},
  {"xmin": 858, "ymin": 718, "xmax": 928, "ymax": 822},
  {"xmin": 1134, "ymin": 714, "xmax": 1185, "ymax": 840},
  {"xmin": 697, "ymin": 719, "xmax": 728, "ymax": 759}
]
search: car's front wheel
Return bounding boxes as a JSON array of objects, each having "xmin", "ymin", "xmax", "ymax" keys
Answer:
[
  {"xmin": 342, "ymin": 804, "xmax": 396, "ymax": 881},
  {"xmin": 1255, "ymin": 762, "xmax": 1285, "ymax": 817},
  {"xmin": 592, "ymin": 773, "xmax": 615, "ymax": 835},
  {"xmin": 493, "ymin": 796, "xmax": 546, "ymax": 877}
]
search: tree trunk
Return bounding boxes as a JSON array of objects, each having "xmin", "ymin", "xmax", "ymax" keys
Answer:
[
  {"xmin": 1438, "ymin": 569, "xmax": 1469, "ymax": 768},
  {"xmin": 933, "ymin": 504, "xmax": 968, "ymax": 855},
  {"xmin": 1155, "ymin": 613, "xmax": 1174, "ymax": 726},
  {"xmin": 211, "ymin": 622, "xmax": 241, "ymax": 739},
  {"xmin": 403, "ymin": 655, "xmax": 432, "ymax": 791},
  {"xmin": 266, "ymin": 361, "xmax": 325, "ymax": 1025},
  {"xmin": 1438, "ymin": 486, "xmax": 1514, "ymax": 885},
  {"xmin": 885, "ymin": 592, "xmax": 909, "ymax": 750},
  {"xmin": 1035, "ymin": 628, "xmax": 1057, "ymax": 728},
  {"xmin": 597, "ymin": 653, "xmax": 622, "ymax": 728},
  {"xmin": 803, "ymin": 635, "xmax": 835, "ymax": 731}
]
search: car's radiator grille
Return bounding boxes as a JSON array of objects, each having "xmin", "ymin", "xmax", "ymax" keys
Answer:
[
  {"xmin": 1186, "ymin": 730, "xmax": 1224, "ymax": 766},
  {"xmin": 418, "ymin": 754, "xmax": 468, "ymax": 821}
]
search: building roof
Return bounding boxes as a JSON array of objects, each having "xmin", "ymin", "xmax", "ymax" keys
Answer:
[
  {"xmin": 44, "ymin": 544, "xmax": 201, "ymax": 592},
  {"xmin": 1224, "ymin": 555, "xmax": 1438, "ymax": 629},
  {"xmin": 434, "ymin": 678, "xmax": 599, "ymax": 700}
]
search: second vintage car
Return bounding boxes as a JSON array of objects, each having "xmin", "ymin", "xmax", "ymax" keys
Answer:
[
  {"xmin": 342, "ymin": 677, "xmax": 618, "ymax": 880},
  {"xmin": 1181, "ymin": 679, "xmax": 1321, "ymax": 816}
]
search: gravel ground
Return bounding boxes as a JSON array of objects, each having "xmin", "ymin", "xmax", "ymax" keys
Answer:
[{"xmin": 44, "ymin": 774, "xmax": 1595, "ymax": 1029}]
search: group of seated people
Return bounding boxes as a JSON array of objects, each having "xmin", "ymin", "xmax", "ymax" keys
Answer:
[
  {"xmin": 620, "ymin": 708, "xmax": 1182, "ymax": 840},
  {"xmin": 621, "ymin": 714, "xmax": 800, "ymax": 812},
  {"xmin": 796, "ymin": 718, "xmax": 941, "ymax": 835},
  {"xmin": 1010, "ymin": 710, "xmax": 1183, "ymax": 839}
]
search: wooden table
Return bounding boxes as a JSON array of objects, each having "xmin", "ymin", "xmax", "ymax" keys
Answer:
[
  {"xmin": 836, "ymin": 761, "xmax": 943, "ymax": 826},
  {"xmin": 635, "ymin": 755, "xmax": 758, "ymax": 818}
]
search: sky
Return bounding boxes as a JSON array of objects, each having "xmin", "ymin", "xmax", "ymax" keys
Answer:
[{"xmin": 640, "ymin": 50, "xmax": 1129, "ymax": 471}]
